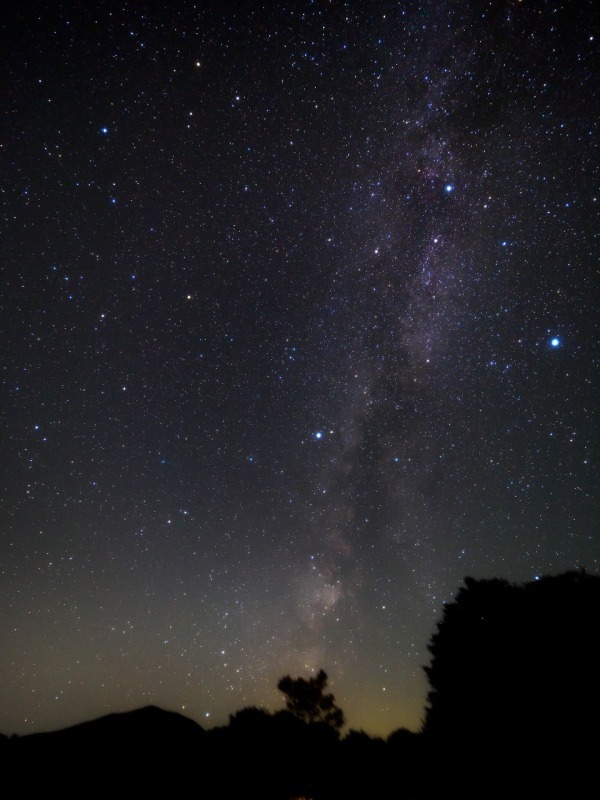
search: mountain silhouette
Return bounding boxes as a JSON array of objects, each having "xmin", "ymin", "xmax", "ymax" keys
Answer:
[
  {"xmin": 12, "ymin": 704, "xmax": 205, "ymax": 752},
  {"xmin": 4, "ymin": 706, "xmax": 208, "ymax": 794}
]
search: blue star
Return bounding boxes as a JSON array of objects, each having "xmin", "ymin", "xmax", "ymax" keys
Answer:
[
  {"xmin": 314, "ymin": 431, "xmax": 323, "ymax": 440},
  {"xmin": 445, "ymin": 184, "xmax": 454, "ymax": 193},
  {"xmin": 550, "ymin": 337, "xmax": 560, "ymax": 348},
  {"xmin": 100, "ymin": 127, "xmax": 109, "ymax": 135}
]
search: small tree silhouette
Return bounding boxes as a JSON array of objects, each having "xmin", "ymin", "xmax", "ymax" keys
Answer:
[{"xmin": 277, "ymin": 669, "xmax": 345, "ymax": 731}]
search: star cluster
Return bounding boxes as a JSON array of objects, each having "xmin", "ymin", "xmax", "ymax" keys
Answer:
[{"xmin": 0, "ymin": 1, "xmax": 597, "ymax": 737}]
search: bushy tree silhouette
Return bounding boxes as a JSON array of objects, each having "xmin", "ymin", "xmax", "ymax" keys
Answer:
[
  {"xmin": 423, "ymin": 570, "xmax": 600, "ymax": 745},
  {"xmin": 421, "ymin": 570, "xmax": 600, "ymax": 798},
  {"xmin": 277, "ymin": 669, "xmax": 345, "ymax": 732}
]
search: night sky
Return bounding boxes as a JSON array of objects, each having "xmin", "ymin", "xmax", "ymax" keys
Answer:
[{"xmin": 1, "ymin": 1, "xmax": 598, "ymax": 738}]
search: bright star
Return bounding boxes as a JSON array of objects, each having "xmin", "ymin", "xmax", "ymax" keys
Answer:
[
  {"xmin": 100, "ymin": 127, "xmax": 109, "ymax": 134},
  {"xmin": 314, "ymin": 431, "xmax": 323, "ymax": 440},
  {"xmin": 445, "ymin": 184, "xmax": 454, "ymax": 193},
  {"xmin": 550, "ymin": 337, "xmax": 560, "ymax": 348}
]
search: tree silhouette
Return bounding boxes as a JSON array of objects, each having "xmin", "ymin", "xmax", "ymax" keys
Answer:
[
  {"xmin": 277, "ymin": 669, "xmax": 345, "ymax": 732},
  {"xmin": 423, "ymin": 570, "xmax": 600, "ymax": 745},
  {"xmin": 421, "ymin": 571, "xmax": 600, "ymax": 798}
]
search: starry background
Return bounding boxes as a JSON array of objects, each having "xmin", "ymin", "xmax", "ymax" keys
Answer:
[{"xmin": 1, "ymin": 0, "xmax": 598, "ymax": 737}]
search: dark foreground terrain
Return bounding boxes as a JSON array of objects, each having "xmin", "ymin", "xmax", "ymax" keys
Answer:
[{"xmin": 1, "ymin": 703, "xmax": 593, "ymax": 799}]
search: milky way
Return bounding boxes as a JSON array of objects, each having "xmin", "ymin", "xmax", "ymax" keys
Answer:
[{"xmin": 1, "ymin": 1, "xmax": 597, "ymax": 736}]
